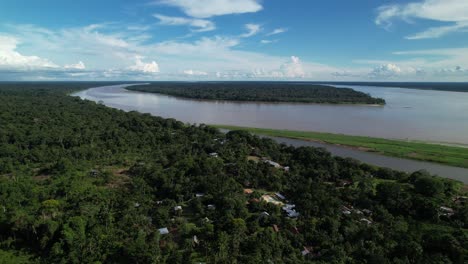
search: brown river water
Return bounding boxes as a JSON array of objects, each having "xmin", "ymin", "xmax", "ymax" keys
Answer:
[{"xmin": 74, "ymin": 84, "xmax": 468, "ymax": 183}]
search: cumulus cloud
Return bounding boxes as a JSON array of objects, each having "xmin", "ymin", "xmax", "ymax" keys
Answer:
[
  {"xmin": 0, "ymin": 35, "xmax": 58, "ymax": 69},
  {"xmin": 376, "ymin": 0, "xmax": 468, "ymax": 39},
  {"xmin": 129, "ymin": 57, "xmax": 160, "ymax": 73},
  {"xmin": 280, "ymin": 56, "xmax": 305, "ymax": 78},
  {"xmin": 369, "ymin": 64, "xmax": 402, "ymax": 78},
  {"xmin": 183, "ymin": 69, "xmax": 208, "ymax": 76},
  {"xmin": 157, "ymin": 0, "xmax": 263, "ymax": 18},
  {"xmin": 64, "ymin": 61, "xmax": 86, "ymax": 70},
  {"xmin": 266, "ymin": 28, "xmax": 287, "ymax": 36},
  {"xmin": 154, "ymin": 14, "xmax": 215, "ymax": 32},
  {"xmin": 241, "ymin": 24, "xmax": 262, "ymax": 38}
]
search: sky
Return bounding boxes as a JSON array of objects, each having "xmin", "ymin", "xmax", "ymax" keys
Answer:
[{"xmin": 1, "ymin": 0, "xmax": 468, "ymax": 81}]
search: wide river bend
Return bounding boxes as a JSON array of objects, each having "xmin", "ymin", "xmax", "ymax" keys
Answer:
[{"xmin": 74, "ymin": 84, "xmax": 468, "ymax": 183}]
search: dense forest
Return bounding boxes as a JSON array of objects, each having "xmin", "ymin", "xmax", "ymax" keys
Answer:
[
  {"xmin": 316, "ymin": 82, "xmax": 468, "ymax": 92},
  {"xmin": 127, "ymin": 82, "xmax": 386, "ymax": 104},
  {"xmin": 0, "ymin": 82, "xmax": 467, "ymax": 263}
]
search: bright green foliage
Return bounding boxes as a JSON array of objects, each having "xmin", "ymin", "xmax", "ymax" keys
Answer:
[{"xmin": 0, "ymin": 83, "xmax": 466, "ymax": 263}]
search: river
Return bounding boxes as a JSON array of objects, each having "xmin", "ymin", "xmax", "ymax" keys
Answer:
[{"xmin": 74, "ymin": 84, "xmax": 468, "ymax": 183}]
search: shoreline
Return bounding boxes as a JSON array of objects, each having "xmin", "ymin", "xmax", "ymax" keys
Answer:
[
  {"xmin": 124, "ymin": 87, "xmax": 386, "ymax": 106},
  {"xmin": 213, "ymin": 125, "xmax": 468, "ymax": 169}
]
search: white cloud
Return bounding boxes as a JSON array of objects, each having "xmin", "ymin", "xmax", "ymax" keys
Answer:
[
  {"xmin": 280, "ymin": 56, "xmax": 305, "ymax": 78},
  {"xmin": 154, "ymin": 14, "xmax": 215, "ymax": 32},
  {"xmin": 266, "ymin": 28, "xmax": 287, "ymax": 36},
  {"xmin": 261, "ymin": 39, "xmax": 277, "ymax": 44},
  {"xmin": 0, "ymin": 35, "xmax": 58, "ymax": 69},
  {"xmin": 157, "ymin": 0, "xmax": 263, "ymax": 18},
  {"xmin": 406, "ymin": 22, "xmax": 468, "ymax": 39},
  {"xmin": 129, "ymin": 56, "xmax": 160, "ymax": 73},
  {"xmin": 64, "ymin": 61, "xmax": 86, "ymax": 70},
  {"xmin": 241, "ymin": 23, "xmax": 261, "ymax": 38},
  {"xmin": 376, "ymin": 0, "xmax": 468, "ymax": 39},
  {"xmin": 183, "ymin": 69, "xmax": 208, "ymax": 76},
  {"xmin": 369, "ymin": 64, "xmax": 402, "ymax": 78}
]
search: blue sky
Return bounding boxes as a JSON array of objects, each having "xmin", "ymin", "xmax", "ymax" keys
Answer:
[{"xmin": 1, "ymin": 0, "xmax": 468, "ymax": 81}]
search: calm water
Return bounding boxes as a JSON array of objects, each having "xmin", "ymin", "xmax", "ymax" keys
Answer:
[
  {"xmin": 76, "ymin": 84, "xmax": 468, "ymax": 145},
  {"xmin": 74, "ymin": 84, "xmax": 468, "ymax": 182}
]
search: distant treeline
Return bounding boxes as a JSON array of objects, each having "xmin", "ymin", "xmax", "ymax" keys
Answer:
[
  {"xmin": 0, "ymin": 83, "xmax": 467, "ymax": 263},
  {"xmin": 127, "ymin": 82, "xmax": 386, "ymax": 104},
  {"xmin": 317, "ymin": 82, "xmax": 468, "ymax": 92}
]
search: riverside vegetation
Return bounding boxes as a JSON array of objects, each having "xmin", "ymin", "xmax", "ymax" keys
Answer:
[
  {"xmin": 0, "ymin": 83, "xmax": 467, "ymax": 263},
  {"xmin": 214, "ymin": 125, "xmax": 468, "ymax": 168},
  {"xmin": 127, "ymin": 82, "xmax": 386, "ymax": 104}
]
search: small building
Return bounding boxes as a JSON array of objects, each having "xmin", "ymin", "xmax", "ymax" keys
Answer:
[
  {"xmin": 275, "ymin": 193, "xmax": 286, "ymax": 200},
  {"xmin": 264, "ymin": 159, "xmax": 282, "ymax": 168},
  {"xmin": 195, "ymin": 193, "xmax": 205, "ymax": 198},
  {"xmin": 134, "ymin": 202, "xmax": 141, "ymax": 208},
  {"xmin": 158, "ymin": 227, "xmax": 169, "ymax": 235},
  {"xmin": 342, "ymin": 209, "xmax": 351, "ymax": 215},
  {"xmin": 193, "ymin": 235, "xmax": 200, "ymax": 246},
  {"xmin": 439, "ymin": 206, "xmax": 455, "ymax": 217},
  {"xmin": 260, "ymin": 211, "xmax": 270, "ymax": 217},
  {"xmin": 283, "ymin": 166, "xmax": 290, "ymax": 172},
  {"xmin": 207, "ymin": 204, "xmax": 216, "ymax": 210},
  {"xmin": 272, "ymin": 224, "xmax": 280, "ymax": 233},
  {"xmin": 301, "ymin": 246, "xmax": 313, "ymax": 256},
  {"xmin": 209, "ymin": 152, "xmax": 219, "ymax": 158},
  {"xmin": 261, "ymin": 194, "xmax": 283, "ymax": 206},
  {"xmin": 360, "ymin": 218, "xmax": 372, "ymax": 225},
  {"xmin": 174, "ymin": 206, "xmax": 182, "ymax": 212},
  {"xmin": 243, "ymin": 188, "xmax": 254, "ymax": 195}
]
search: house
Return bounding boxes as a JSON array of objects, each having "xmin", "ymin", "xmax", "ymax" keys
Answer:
[
  {"xmin": 272, "ymin": 224, "xmax": 280, "ymax": 233},
  {"xmin": 275, "ymin": 193, "xmax": 286, "ymax": 200},
  {"xmin": 282, "ymin": 204, "xmax": 300, "ymax": 218},
  {"xmin": 285, "ymin": 209, "xmax": 300, "ymax": 218},
  {"xmin": 342, "ymin": 209, "xmax": 351, "ymax": 215},
  {"xmin": 243, "ymin": 188, "xmax": 254, "ymax": 195},
  {"xmin": 439, "ymin": 206, "xmax": 455, "ymax": 217},
  {"xmin": 193, "ymin": 235, "xmax": 200, "ymax": 246},
  {"xmin": 263, "ymin": 159, "xmax": 282, "ymax": 168},
  {"xmin": 260, "ymin": 211, "xmax": 270, "ymax": 217},
  {"xmin": 158, "ymin": 227, "xmax": 169, "ymax": 235},
  {"xmin": 301, "ymin": 246, "xmax": 313, "ymax": 256},
  {"xmin": 360, "ymin": 218, "xmax": 372, "ymax": 225},
  {"xmin": 261, "ymin": 194, "xmax": 283, "ymax": 206}
]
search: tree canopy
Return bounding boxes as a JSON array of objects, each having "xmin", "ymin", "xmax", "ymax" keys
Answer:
[
  {"xmin": 127, "ymin": 82, "xmax": 386, "ymax": 104},
  {"xmin": 0, "ymin": 82, "xmax": 466, "ymax": 263}
]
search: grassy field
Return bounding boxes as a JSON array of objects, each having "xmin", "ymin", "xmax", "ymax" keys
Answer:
[{"xmin": 213, "ymin": 125, "xmax": 468, "ymax": 168}]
